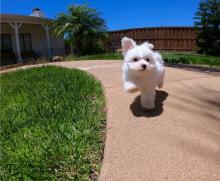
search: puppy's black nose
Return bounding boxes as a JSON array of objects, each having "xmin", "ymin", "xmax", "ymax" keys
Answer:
[{"xmin": 142, "ymin": 64, "xmax": 146, "ymax": 69}]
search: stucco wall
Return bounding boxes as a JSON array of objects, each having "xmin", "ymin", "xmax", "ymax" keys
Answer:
[{"xmin": 20, "ymin": 24, "xmax": 47, "ymax": 52}]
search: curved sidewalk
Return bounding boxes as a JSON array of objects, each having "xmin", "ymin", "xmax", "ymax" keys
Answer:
[{"xmin": 1, "ymin": 60, "xmax": 220, "ymax": 180}]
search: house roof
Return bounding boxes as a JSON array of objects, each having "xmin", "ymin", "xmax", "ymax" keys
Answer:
[{"xmin": 0, "ymin": 14, "xmax": 53, "ymax": 25}]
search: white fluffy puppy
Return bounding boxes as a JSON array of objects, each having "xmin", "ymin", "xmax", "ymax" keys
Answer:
[{"xmin": 122, "ymin": 37, "xmax": 165, "ymax": 110}]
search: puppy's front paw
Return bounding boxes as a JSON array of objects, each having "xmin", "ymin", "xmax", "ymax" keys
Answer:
[
  {"xmin": 141, "ymin": 101, "xmax": 155, "ymax": 110},
  {"xmin": 141, "ymin": 99, "xmax": 155, "ymax": 110},
  {"xmin": 124, "ymin": 82, "xmax": 138, "ymax": 93},
  {"xmin": 157, "ymin": 82, "xmax": 163, "ymax": 89},
  {"xmin": 126, "ymin": 86, "xmax": 138, "ymax": 93}
]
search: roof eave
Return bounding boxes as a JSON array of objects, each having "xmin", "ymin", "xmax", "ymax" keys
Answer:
[{"xmin": 0, "ymin": 13, "xmax": 53, "ymax": 24}]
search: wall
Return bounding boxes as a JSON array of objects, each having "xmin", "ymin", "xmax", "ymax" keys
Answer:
[
  {"xmin": 1, "ymin": 23, "xmax": 17, "ymax": 53},
  {"xmin": 20, "ymin": 24, "xmax": 47, "ymax": 53},
  {"xmin": 1, "ymin": 23, "xmax": 65, "ymax": 57}
]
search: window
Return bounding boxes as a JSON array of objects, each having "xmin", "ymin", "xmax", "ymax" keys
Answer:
[
  {"xmin": 0, "ymin": 34, "xmax": 13, "ymax": 51},
  {"xmin": 19, "ymin": 33, "xmax": 32, "ymax": 51}
]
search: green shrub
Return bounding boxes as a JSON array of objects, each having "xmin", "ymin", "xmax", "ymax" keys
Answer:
[
  {"xmin": 194, "ymin": 0, "xmax": 220, "ymax": 56},
  {"xmin": 53, "ymin": 5, "xmax": 108, "ymax": 56}
]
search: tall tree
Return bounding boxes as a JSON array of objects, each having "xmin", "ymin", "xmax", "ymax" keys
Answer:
[
  {"xmin": 52, "ymin": 5, "xmax": 108, "ymax": 55},
  {"xmin": 194, "ymin": 0, "xmax": 220, "ymax": 55}
]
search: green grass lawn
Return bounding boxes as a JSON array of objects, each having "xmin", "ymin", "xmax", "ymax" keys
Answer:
[
  {"xmin": 65, "ymin": 53, "xmax": 122, "ymax": 61},
  {"xmin": 64, "ymin": 52, "xmax": 220, "ymax": 67},
  {"xmin": 0, "ymin": 66, "xmax": 105, "ymax": 180},
  {"xmin": 161, "ymin": 51, "xmax": 220, "ymax": 67}
]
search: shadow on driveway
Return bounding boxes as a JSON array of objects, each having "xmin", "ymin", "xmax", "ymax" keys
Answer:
[{"xmin": 130, "ymin": 90, "xmax": 168, "ymax": 117}]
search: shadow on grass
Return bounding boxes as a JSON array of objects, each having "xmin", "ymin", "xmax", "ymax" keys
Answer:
[{"xmin": 130, "ymin": 90, "xmax": 168, "ymax": 117}]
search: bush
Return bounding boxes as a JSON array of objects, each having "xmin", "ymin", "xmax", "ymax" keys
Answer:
[
  {"xmin": 53, "ymin": 5, "xmax": 108, "ymax": 56},
  {"xmin": 194, "ymin": 0, "xmax": 220, "ymax": 56}
]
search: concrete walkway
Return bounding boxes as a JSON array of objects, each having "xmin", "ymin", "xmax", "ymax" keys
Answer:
[{"xmin": 1, "ymin": 60, "xmax": 220, "ymax": 180}]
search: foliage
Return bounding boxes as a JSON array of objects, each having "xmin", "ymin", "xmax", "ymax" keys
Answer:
[
  {"xmin": 194, "ymin": 0, "xmax": 220, "ymax": 55},
  {"xmin": 161, "ymin": 51, "xmax": 220, "ymax": 66},
  {"xmin": 52, "ymin": 4, "xmax": 108, "ymax": 56},
  {"xmin": 64, "ymin": 51, "xmax": 220, "ymax": 67},
  {"xmin": 65, "ymin": 52, "xmax": 122, "ymax": 61}
]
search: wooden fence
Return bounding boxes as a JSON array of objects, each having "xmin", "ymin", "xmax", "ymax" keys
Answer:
[{"xmin": 107, "ymin": 27, "xmax": 196, "ymax": 52}]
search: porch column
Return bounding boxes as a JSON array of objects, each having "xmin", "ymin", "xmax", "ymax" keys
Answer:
[
  {"xmin": 41, "ymin": 24, "xmax": 52, "ymax": 57},
  {"xmin": 8, "ymin": 22, "xmax": 23, "ymax": 63}
]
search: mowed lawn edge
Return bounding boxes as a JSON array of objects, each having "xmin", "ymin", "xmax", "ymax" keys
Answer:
[
  {"xmin": 64, "ymin": 52, "xmax": 220, "ymax": 67},
  {"xmin": 0, "ymin": 66, "xmax": 106, "ymax": 180}
]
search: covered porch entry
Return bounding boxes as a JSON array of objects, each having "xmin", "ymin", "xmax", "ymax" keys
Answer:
[{"xmin": 0, "ymin": 14, "xmax": 63, "ymax": 65}]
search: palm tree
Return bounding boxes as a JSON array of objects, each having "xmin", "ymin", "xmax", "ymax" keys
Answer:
[{"xmin": 52, "ymin": 4, "xmax": 108, "ymax": 56}]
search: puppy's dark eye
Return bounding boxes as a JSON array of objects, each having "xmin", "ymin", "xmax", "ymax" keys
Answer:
[
  {"xmin": 133, "ymin": 58, "xmax": 138, "ymax": 62},
  {"xmin": 145, "ymin": 58, "xmax": 150, "ymax": 62}
]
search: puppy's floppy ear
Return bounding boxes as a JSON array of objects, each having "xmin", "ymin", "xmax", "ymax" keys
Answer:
[
  {"xmin": 121, "ymin": 37, "xmax": 136, "ymax": 56},
  {"xmin": 142, "ymin": 42, "xmax": 154, "ymax": 50}
]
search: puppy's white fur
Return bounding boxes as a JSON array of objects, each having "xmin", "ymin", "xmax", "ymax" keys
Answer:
[{"xmin": 122, "ymin": 37, "xmax": 165, "ymax": 109}]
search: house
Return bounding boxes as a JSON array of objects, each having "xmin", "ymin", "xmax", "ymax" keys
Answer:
[{"xmin": 0, "ymin": 8, "xmax": 65, "ymax": 66}]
